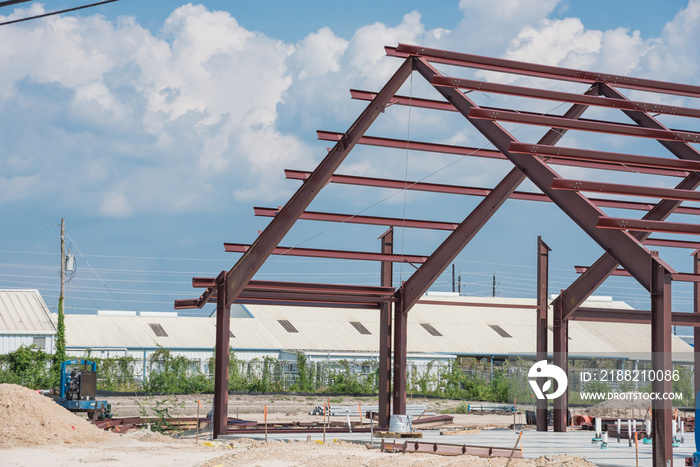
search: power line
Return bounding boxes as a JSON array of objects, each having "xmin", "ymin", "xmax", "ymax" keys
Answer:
[{"xmin": 0, "ymin": 0, "xmax": 119, "ymax": 27}]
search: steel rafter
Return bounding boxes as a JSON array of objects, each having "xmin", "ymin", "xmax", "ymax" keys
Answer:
[
  {"xmin": 224, "ymin": 242, "xmax": 427, "ymax": 263},
  {"xmin": 318, "ymin": 130, "xmax": 688, "ymax": 177},
  {"xmin": 469, "ymin": 107, "xmax": 700, "ymax": 143},
  {"xmin": 571, "ymin": 307, "xmax": 700, "ymax": 325},
  {"xmin": 285, "ymin": 169, "xmax": 700, "ymax": 216},
  {"xmin": 552, "ymin": 179, "xmax": 700, "ymax": 202},
  {"xmin": 431, "ymin": 75, "xmax": 700, "ymax": 119},
  {"xmin": 510, "ymin": 143, "xmax": 700, "ymax": 174},
  {"xmin": 253, "ymin": 206, "xmax": 459, "ymax": 231},
  {"xmin": 597, "ymin": 217, "xmax": 700, "ymax": 235},
  {"xmin": 389, "ymin": 44, "xmax": 700, "ymax": 98}
]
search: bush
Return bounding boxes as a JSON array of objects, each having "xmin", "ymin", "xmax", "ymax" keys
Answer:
[{"xmin": 0, "ymin": 345, "xmax": 55, "ymax": 388}]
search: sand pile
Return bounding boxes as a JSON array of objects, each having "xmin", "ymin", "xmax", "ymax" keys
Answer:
[{"xmin": 0, "ymin": 383, "xmax": 112, "ymax": 448}]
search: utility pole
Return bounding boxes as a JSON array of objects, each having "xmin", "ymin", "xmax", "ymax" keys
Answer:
[
  {"xmin": 492, "ymin": 274, "xmax": 496, "ymax": 297},
  {"xmin": 60, "ymin": 218, "xmax": 65, "ymax": 306},
  {"xmin": 55, "ymin": 218, "xmax": 66, "ymax": 366},
  {"xmin": 452, "ymin": 263, "xmax": 455, "ymax": 293}
]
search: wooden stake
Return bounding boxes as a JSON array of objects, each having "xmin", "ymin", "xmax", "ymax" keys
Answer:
[
  {"xmin": 195, "ymin": 399, "xmax": 201, "ymax": 444},
  {"xmin": 505, "ymin": 431, "xmax": 524, "ymax": 467},
  {"xmin": 264, "ymin": 404, "xmax": 268, "ymax": 443},
  {"xmin": 323, "ymin": 401, "xmax": 327, "ymax": 444}
]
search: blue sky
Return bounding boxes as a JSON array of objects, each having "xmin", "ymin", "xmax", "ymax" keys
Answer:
[{"xmin": 1, "ymin": 0, "xmax": 699, "ymax": 322}]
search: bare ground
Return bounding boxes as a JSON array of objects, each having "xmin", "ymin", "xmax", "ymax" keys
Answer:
[{"xmin": 0, "ymin": 386, "xmax": 596, "ymax": 466}]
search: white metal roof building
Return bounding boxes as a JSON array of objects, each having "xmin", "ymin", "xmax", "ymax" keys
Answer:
[
  {"xmin": 0, "ymin": 289, "xmax": 56, "ymax": 354},
  {"xmin": 242, "ymin": 295, "xmax": 694, "ymax": 363},
  {"xmin": 0, "ymin": 291, "xmax": 687, "ymax": 377}
]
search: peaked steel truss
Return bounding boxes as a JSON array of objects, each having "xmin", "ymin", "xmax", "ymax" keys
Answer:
[{"xmin": 176, "ymin": 44, "xmax": 700, "ymax": 465}]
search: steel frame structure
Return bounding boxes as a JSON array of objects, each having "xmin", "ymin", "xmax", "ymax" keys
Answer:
[{"xmin": 175, "ymin": 44, "xmax": 700, "ymax": 465}]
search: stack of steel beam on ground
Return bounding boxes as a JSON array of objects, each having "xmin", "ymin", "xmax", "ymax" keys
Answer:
[{"xmin": 320, "ymin": 404, "xmax": 431, "ymax": 417}]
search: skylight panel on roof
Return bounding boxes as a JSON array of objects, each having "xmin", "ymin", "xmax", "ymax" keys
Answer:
[
  {"xmin": 278, "ymin": 319, "xmax": 299, "ymax": 333},
  {"xmin": 149, "ymin": 323, "xmax": 168, "ymax": 337},
  {"xmin": 489, "ymin": 324, "xmax": 512, "ymax": 338},
  {"xmin": 350, "ymin": 321, "xmax": 371, "ymax": 335},
  {"xmin": 420, "ymin": 323, "xmax": 443, "ymax": 337}
]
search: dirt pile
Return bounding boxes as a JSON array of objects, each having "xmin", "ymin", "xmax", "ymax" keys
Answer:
[{"xmin": 0, "ymin": 383, "xmax": 112, "ymax": 448}]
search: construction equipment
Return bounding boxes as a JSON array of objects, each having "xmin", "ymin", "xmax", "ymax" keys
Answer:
[{"xmin": 55, "ymin": 359, "xmax": 111, "ymax": 420}]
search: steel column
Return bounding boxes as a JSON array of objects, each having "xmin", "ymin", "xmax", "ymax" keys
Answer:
[
  {"xmin": 536, "ymin": 236, "xmax": 550, "ymax": 432},
  {"xmin": 213, "ymin": 271, "xmax": 230, "ymax": 439},
  {"xmin": 552, "ymin": 296, "xmax": 568, "ymax": 432},
  {"xmin": 223, "ymin": 57, "xmax": 414, "ymax": 306},
  {"xmin": 393, "ymin": 294, "xmax": 407, "ymax": 416},
  {"xmin": 695, "ymin": 250, "xmax": 700, "ymax": 399},
  {"xmin": 378, "ymin": 229, "xmax": 393, "ymax": 429},
  {"xmin": 650, "ymin": 254, "xmax": 673, "ymax": 467}
]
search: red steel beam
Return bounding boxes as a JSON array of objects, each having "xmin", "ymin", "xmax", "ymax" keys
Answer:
[
  {"xmin": 223, "ymin": 57, "xmax": 414, "ymax": 307},
  {"xmin": 317, "ymin": 130, "xmax": 506, "ymax": 159},
  {"xmin": 552, "ymin": 179, "xmax": 700, "ymax": 202},
  {"xmin": 432, "ymin": 76, "xmax": 700, "ymax": 119},
  {"xmin": 285, "ymin": 169, "xmax": 700, "ymax": 216},
  {"xmin": 694, "ymin": 251, "xmax": 700, "ymax": 398},
  {"xmin": 378, "ymin": 229, "xmax": 393, "ymax": 429},
  {"xmin": 242, "ymin": 280, "xmax": 395, "ymax": 296},
  {"xmin": 224, "ymin": 243, "xmax": 428, "ymax": 263},
  {"xmin": 469, "ymin": 107, "xmax": 700, "ymax": 143},
  {"xmin": 253, "ymin": 206, "xmax": 459, "ymax": 231},
  {"xmin": 650, "ymin": 254, "xmax": 673, "ymax": 466},
  {"xmin": 237, "ymin": 290, "xmax": 392, "ymax": 304},
  {"xmin": 510, "ymin": 143, "xmax": 700, "ymax": 173},
  {"xmin": 231, "ymin": 299, "xmax": 381, "ymax": 309},
  {"xmin": 390, "ymin": 44, "xmax": 700, "ymax": 98},
  {"xmin": 213, "ymin": 271, "xmax": 229, "ymax": 439},
  {"xmin": 350, "ymin": 89, "xmax": 456, "ymax": 112},
  {"xmin": 536, "ymin": 236, "xmax": 550, "ymax": 432},
  {"xmin": 577, "ymin": 266, "xmax": 700, "ymax": 282},
  {"xmin": 194, "ymin": 278, "xmax": 395, "ymax": 295},
  {"xmin": 416, "ymin": 300, "xmax": 538, "ymax": 309},
  {"xmin": 644, "ymin": 237, "xmax": 700, "ymax": 249},
  {"xmin": 552, "ymin": 298, "xmax": 568, "ymax": 432},
  {"xmin": 572, "ymin": 307, "xmax": 700, "ymax": 326},
  {"xmin": 318, "ymin": 130, "xmax": 688, "ymax": 177},
  {"xmin": 597, "ymin": 217, "xmax": 700, "ymax": 235},
  {"xmin": 414, "ymin": 56, "xmax": 665, "ymax": 292},
  {"xmin": 575, "ymin": 265, "xmax": 629, "ymax": 276}
]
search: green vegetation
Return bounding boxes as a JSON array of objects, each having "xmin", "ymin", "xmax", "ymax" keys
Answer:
[{"xmin": 1, "ymin": 346, "xmax": 695, "ymax": 408}]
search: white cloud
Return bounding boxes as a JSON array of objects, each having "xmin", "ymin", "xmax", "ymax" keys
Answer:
[{"xmin": 1, "ymin": 0, "xmax": 699, "ymax": 221}]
